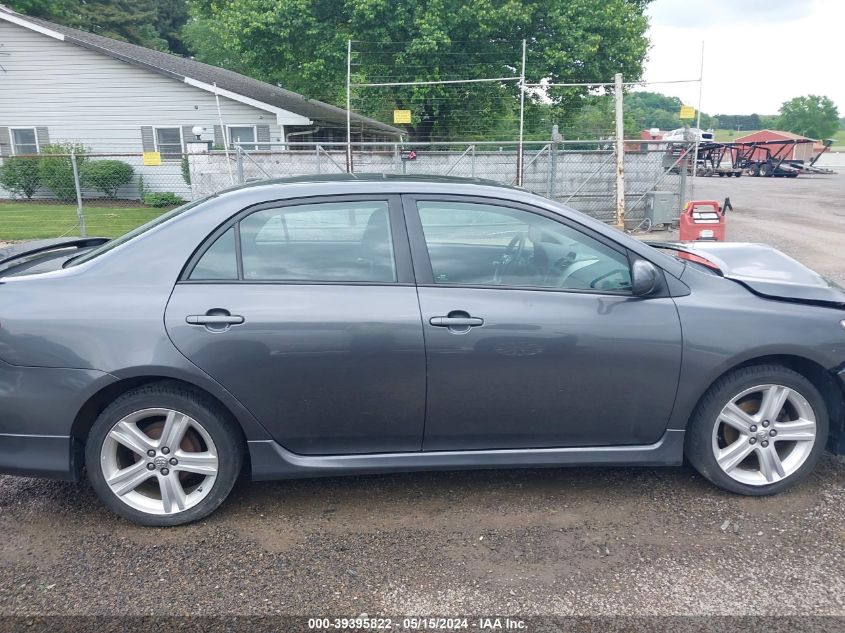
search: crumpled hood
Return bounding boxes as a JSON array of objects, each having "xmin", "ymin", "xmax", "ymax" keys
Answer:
[{"xmin": 660, "ymin": 242, "xmax": 845, "ymax": 307}]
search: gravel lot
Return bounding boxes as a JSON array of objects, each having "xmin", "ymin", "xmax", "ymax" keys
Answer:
[{"xmin": 0, "ymin": 174, "xmax": 844, "ymax": 622}]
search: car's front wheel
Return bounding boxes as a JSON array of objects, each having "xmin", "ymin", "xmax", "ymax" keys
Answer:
[
  {"xmin": 686, "ymin": 365, "xmax": 828, "ymax": 495},
  {"xmin": 86, "ymin": 382, "xmax": 242, "ymax": 526}
]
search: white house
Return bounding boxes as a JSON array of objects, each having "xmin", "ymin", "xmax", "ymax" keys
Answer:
[{"xmin": 0, "ymin": 5, "xmax": 401, "ymax": 198}]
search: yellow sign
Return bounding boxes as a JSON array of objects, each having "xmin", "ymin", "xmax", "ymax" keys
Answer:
[
  {"xmin": 143, "ymin": 151, "xmax": 162, "ymax": 166},
  {"xmin": 679, "ymin": 105, "xmax": 696, "ymax": 120},
  {"xmin": 393, "ymin": 109, "xmax": 412, "ymax": 124}
]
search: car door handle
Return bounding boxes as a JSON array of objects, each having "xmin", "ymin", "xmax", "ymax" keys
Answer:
[
  {"xmin": 186, "ymin": 314, "xmax": 244, "ymax": 325},
  {"xmin": 429, "ymin": 316, "xmax": 484, "ymax": 327}
]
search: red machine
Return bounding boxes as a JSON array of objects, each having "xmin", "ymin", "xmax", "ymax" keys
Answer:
[{"xmin": 679, "ymin": 200, "xmax": 725, "ymax": 241}]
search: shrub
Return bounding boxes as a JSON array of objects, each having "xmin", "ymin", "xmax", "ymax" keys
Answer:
[
  {"xmin": 81, "ymin": 160, "xmax": 134, "ymax": 198},
  {"xmin": 181, "ymin": 155, "xmax": 191, "ymax": 185},
  {"xmin": 39, "ymin": 143, "xmax": 87, "ymax": 202},
  {"xmin": 143, "ymin": 191, "xmax": 186, "ymax": 207},
  {"xmin": 0, "ymin": 157, "xmax": 41, "ymax": 198},
  {"xmin": 136, "ymin": 174, "xmax": 148, "ymax": 200}
]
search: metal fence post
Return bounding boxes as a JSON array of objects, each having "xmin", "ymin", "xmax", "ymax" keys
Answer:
[
  {"xmin": 614, "ymin": 72, "xmax": 625, "ymax": 228},
  {"xmin": 235, "ymin": 149, "xmax": 245, "ymax": 184},
  {"xmin": 70, "ymin": 152, "xmax": 87, "ymax": 237},
  {"xmin": 316, "ymin": 145, "xmax": 322, "ymax": 174}
]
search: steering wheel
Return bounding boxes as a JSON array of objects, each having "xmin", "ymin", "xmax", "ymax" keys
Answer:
[{"xmin": 500, "ymin": 233, "xmax": 527, "ymax": 275}]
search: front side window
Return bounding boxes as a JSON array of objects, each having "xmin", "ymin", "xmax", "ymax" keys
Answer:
[
  {"xmin": 154, "ymin": 127, "xmax": 183, "ymax": 159},
  {"xmin": 417, "ymin": 201, "xmax": 631, "ymax": 292},
  {"xmin": 11, "ymin": 128, "xmax": 38, "ymax": 155},
  {"xmin": 190, "ymin": 201, "xmax": 396, "ymax": 283},
  {"xmin": 228, "ymin": 126, "xmax": 256, "ymax": 151}
]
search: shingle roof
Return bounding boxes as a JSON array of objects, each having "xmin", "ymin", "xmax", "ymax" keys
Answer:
[{"xmin": 0, "ymin": 5, "xmax": 403, "ymax": 136}]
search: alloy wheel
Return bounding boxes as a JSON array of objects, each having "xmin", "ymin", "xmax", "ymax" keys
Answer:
[
  {"xmin": 711, "ymin": 384, "xmax": 817, "ymax": 486},
  {"xmin": 100, "ymin": 408, "xmax": 219, "ymax": 515}
]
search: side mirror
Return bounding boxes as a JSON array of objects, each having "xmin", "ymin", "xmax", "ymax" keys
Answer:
[{"xmin": 631, "ymin": 259, "xmax": 660, "ymax": 296}]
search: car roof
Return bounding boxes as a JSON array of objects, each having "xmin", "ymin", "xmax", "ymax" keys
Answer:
[{"xmin": 217, "ymin": 173, "xmax": 525, "ymax": 194}]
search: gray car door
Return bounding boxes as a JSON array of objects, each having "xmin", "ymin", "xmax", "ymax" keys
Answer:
[
  {"xmin": 165, "ymin": 195, "xmax": 426, "ymax": 455},
  {"xmin": 404, "ymin": 195, "xmax": 683, "ymax": 451}
]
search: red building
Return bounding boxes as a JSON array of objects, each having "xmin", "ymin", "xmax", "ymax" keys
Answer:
[{"xmin": 733, "ymin": 130, "xmax": 817, "ymax": 162}]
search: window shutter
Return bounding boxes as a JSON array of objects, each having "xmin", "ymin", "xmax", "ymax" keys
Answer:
[
  {"xmin": 140, "ymin": 126, "xmax": 155, "ymax": 152},
  {"xmin": 36, "ymin": 127, "xmax": 50, "ymax": 150},
  {"xmin": 213, "ymin": 125, "xmax": 224, "ymax": 148},
  {"xmin": 0, "ymin": 127, "xmax": 10, "ymax": 156},
  {"xmin": 256, "ymin": 124, "xmax": 271, "ymax": 151},
  {"xmin": 181, "ymin": 125, "xmax": 196, "ymax": 151}
]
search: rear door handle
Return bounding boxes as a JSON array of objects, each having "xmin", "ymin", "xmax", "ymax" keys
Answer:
[
  {"xmin": 186, "ymin": 315, "xmax": 245, "ymax": 325},
  {"xmin": 429, "ymin": 316, "xmax": 484, "ymax": 327}
]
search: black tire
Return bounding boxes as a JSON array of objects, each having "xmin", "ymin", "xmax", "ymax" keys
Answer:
[
  {"xmin": 685, "ymin": 364, "xmax": 828, "ymax": 496},
  {"xmin": 759, "ymin": 162, "xmax": 772, "ymax": 177},
  {"xmin": 86, "ymin": 381, "xmax": 243, "ymax": 526},
  {"xmin": 748, "ymin": 164, "xmax": 760, "ymax": 177}
]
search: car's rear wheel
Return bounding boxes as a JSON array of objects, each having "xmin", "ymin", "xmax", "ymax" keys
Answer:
[
  {"xmin": 86, "ymin": 382, "xmax": 242, "ymax": 526},
  {"xmin": 685, "ymin": 365, "xmax": 828, "ymax": 495}
]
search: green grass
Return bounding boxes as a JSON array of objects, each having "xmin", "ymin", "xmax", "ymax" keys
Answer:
[
  {"xmin": 0, "ymin": 201, "xmax": 166, "ymax": 241},
  {"xmin": 830, "ymin": 129, "xmax": 845, "ymax": 150},
  {"xmin": 713, "ymin": 128, "xmax": 758, "ymax": 142}
]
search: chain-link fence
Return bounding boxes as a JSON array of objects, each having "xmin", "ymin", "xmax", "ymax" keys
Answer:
[
  {"xmin": 190, "ymin": 139, "xmax": 692, "ymax": 224},
  {"xmin": 0, "ymin": 151, "xmax": 191, "ymax": 240},
  {"xmin": 0, "ymin": 138, "xmax": 693, "ymax": 240}
]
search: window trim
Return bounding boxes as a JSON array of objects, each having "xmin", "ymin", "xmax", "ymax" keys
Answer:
[
  {"xmin": 152, "ymin": 126, "xmax": 184, "ymax": 159},
  {"xmin": 179, "ymin": 194, "xmax": 415, "ymax": 286},
  {"xmin": 401, "ymin": 193, "xmax": 635, "ymax": 296},
  {"xmin": 226, "ymin": 125, "xmax": 258, "ymax": 151},
  {"xmin": 10, "ymin": 127, "xmax": 39, "ymax": 154}
]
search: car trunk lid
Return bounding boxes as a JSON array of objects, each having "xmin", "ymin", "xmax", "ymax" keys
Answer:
[{"xmin": 0, "ymin": 237, "xmax": 109, "ymax": 278}]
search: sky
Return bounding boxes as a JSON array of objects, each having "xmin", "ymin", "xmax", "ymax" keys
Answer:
[{"xmin": 642, "ymin": 0, "xmax": 844, "ymax": 116}]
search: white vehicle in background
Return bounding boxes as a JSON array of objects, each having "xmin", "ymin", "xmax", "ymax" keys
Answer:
[{"xmin": 662, "ymin": 127, "xmax": 715, "ymax": 144}]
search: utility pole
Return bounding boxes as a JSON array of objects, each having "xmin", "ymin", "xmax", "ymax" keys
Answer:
[
  {"xmin": 614, "ymin": 72, "xmax": 625, "ymax": 229},
  {"xmin": 346, "ymin": 39, "xmax": 352, "ymax": 173},
  {"xmin": 516, "ymin": 39, "xmax": 527, "ymax": 186}
]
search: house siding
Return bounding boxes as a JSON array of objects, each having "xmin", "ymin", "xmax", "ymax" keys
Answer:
[{"xmin": 0, "ymin": 21, "xmax": 287, "ymax": 152}]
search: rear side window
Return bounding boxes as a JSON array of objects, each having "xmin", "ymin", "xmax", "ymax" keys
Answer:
[
  {"xmin": 188, "ymin": 200, "xmax": 396, "ymax": 283},
  {"xmin": 190, "ymin": 227, "xmax": 238, "ymax": 280}
]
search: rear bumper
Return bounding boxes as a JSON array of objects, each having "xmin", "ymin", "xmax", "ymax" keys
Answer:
[
  {"xmin": 0, "ymin": 434, "xmax": 74, "ymax": 480},
  {"xmin": 0, "ymin": 358, "xmax": 114, "ymax": 480}
]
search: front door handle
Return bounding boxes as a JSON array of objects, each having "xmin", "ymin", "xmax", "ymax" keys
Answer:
[{"xmin": 429, "ymin": 316, "xmax": 484, "ymax": 327}]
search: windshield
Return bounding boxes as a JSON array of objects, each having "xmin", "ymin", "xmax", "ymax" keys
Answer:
[{"xmin": 66, "ymin": 198, "xmax": 207, "ymax": 267}]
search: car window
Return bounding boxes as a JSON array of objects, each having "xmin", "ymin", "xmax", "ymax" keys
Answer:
[
  {"xmin": 417, "ymin": 201, "xmax": 631, "ymax": 292},
  {"xmin": 239, "ymin": 201, "xmax": 396, "ymax": 282},
  {"xmin": 189, "ymin": 227, "xmax": 238, "ymax": 280}
]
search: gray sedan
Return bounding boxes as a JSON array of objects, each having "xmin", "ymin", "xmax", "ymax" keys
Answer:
[{"xmin": 1, "ymin": 175, "xmax": 843, "ymax": 525}]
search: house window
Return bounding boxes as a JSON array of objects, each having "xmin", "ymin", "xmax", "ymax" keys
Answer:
[
  {"xmin": 11, "ymin": 128, "xmax": 39, "ymax": 155},
  {"xmin": 154, "ymin": 127, "xmax": 183, "ymax": 159},
  {"xmin": 228, "ymin": 126, "xmax": 257, "ymax": 151}
]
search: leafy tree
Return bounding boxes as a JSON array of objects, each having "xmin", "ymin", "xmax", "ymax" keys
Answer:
[
  {"xmin": 777, "ymin": 95, "xmax": 840, "ymax": 140},
  {"xmin": 712, "ymin": 114, "xmax": 762, "ymax": 132},
  {"xmin": 6, "ymin": 0, "xmax": 189, "ymax": 53},
  {"xmin": 187, "ymin": 0, "xmax": 652, "ymax": 141}
]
